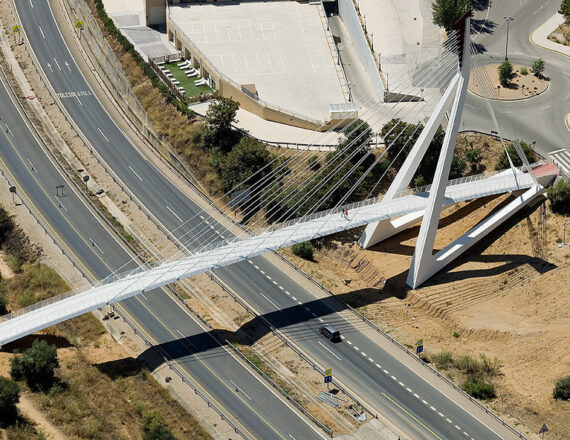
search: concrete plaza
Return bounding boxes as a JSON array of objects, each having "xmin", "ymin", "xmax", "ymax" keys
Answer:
[{"xmin": 169, "ymin": 1, "xmax": 347, "ymax": 121}]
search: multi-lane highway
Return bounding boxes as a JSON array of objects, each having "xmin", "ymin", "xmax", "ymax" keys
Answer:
[
  {"xmin": 0, "ymin": 48, "xmax": 324, "ymax": 440},
  {"xmin": 7, "ymin": 0, "xmax": 534, "ymax": 438},
  {"xmin": 464, "ymin": 0, "xmax": 569, "ymax": 156}
]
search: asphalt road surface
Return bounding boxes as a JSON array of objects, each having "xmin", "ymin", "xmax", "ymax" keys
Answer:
[
  {"xmin": 464, "ymin": 0, "xmax": 569, "ymax": 157},
  {"xmin": 11, "ymin": 0, "xmax": 530, "ymax": 438},
  {"xmin": 0, "ymin": 68, "xmax": 324, "ymax": 440}
]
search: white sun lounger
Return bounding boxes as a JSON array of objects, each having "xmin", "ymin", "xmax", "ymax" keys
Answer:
[
  {"xmin": 177, "ymin": 60, "xmax": 190, "ymax": 68},
  {"xmin": 186, "ymin": 71, "xmax": 199, "ymax": 78},
  {"xmin": 194, "ymin": 78, "xmax": 207, "ymax": 86}
]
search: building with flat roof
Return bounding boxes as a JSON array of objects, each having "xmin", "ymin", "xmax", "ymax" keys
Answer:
[{"xmin": 167, "ymin": 1, "xmax": 353, "ymax": 130}]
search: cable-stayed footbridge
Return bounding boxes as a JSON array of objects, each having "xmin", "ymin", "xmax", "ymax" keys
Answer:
[{"xmin": 0, "ymin": 13, "xmax": 558, "ymax": 347}]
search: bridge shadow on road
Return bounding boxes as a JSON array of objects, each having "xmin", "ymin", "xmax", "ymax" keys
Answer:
[{"xmin": 98, "ymin": 193, "xmax": 556, "ymax": 374}]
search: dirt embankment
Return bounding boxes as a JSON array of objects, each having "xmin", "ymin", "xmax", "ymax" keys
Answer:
[{"xmin": 281, "ymin": 196, "xmax": 570, "ymax": 439}]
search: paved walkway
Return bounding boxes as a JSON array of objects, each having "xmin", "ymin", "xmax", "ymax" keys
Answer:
[
  {"xmin": 530, "ymin": 13, "xmax": 570, "ymax": 58},
  {"xmin": 102, "ymin": 0, "xmax": 178, "ymax": 62}
]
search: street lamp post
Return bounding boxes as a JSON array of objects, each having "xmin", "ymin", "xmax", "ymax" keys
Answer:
[{"xmin": 504, "ymin": 16, "xmax": 514, "ymax": 60}]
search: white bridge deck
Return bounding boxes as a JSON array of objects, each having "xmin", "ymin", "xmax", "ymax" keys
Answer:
[{"xmin": 0, "ymin": 169, "xmax": 538, "ymax": 346}]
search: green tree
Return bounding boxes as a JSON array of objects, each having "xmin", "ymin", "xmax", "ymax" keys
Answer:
[
  {"xmin": 381, "ymin": 118, "xmax": 465, "ymax": 184},
  {"xmin": 547, "ymin": 179, "xmax": 570, "ymax": 214},
  {"xmin": 495, "ymin": 140, "xmax": 535, "ymax": 170},
  {"xmin": 530, "ymin": 58, "xmax": 546, "ymax": 78},
  {"xmin": 10, "ymin": 339, "xmax": 59, "ymax": 390},
  {"xmin": 498, "ymin": 60, "xmax": 514, "ymax": 87},
  {"xmin": 0, "ymin": 376, "xmax": 20, "ymax": 423},
  {"xmin": 553, "ymin": 375, "xmax": 570, "ymax": 400},
  {"xmin": 217, "ymin": 137, "xmax": 272, "ymax": 192},
  {"xmin": 0, "ymin": 207, "xmax": 15, "ymax": 244},
  {"xmin": 562, "ymin": 0, "xmax": 570, "ymax": 24},
  {"xmin": 431, "ymin": 0, "xmax": 472, "ymax": 31},
  {"xmin": 291, "ymin": 242, "xmax": 314, "ymax": 260},
  {"xmin": 201, "ymin": 97, "xmax": 240, "ymax": 152}
]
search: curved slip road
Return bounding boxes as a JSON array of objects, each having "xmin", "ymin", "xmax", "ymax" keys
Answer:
[{"xmin": 13, "ymin": 0, "xmax": 526, "ymax": 438}]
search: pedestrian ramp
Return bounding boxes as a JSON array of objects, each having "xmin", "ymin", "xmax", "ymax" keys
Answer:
[{"xmin": 549, "ymin": 149, "xmax": 570, "ymax": 178}]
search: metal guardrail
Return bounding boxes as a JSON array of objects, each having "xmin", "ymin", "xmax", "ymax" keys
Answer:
[
  {"xmin": 110, "ymin": 304, "xmax": 251, "ymax": 440},
  {"xmin": 270, "ymin": 249, "xmax": 530, "ymax": 440},
  {"xmin": 206, "ymin": 272, "xmax": 379, "ymax": 420}
]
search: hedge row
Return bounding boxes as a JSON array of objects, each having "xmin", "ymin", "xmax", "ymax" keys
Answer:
[{"xmin": 91, "ymin": 0, "xmax": 193, "ymax": 116}]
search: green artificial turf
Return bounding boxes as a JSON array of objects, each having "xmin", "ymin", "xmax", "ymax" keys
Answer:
[{"xmin": 164, "ymin": 62, "xmax": 212, "ymax": 97}]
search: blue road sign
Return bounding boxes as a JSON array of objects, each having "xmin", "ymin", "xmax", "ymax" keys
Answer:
[
  {"xmin": 324, "ymin": 375, "xmax": 332, "ymax": 384},
  {"xmin": 416, "ymin": 345, "xmax": 423, "ymax": 354}
]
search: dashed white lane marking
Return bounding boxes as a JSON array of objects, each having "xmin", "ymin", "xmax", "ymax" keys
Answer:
[
  {"xmin": 438, "ymin": 412, "xmax": 444, "ymax": 417},
  {"xmin": 384, "ymin": 369, "xmax": 389, "ymax": 375},
  {"xmin": 204, "ymin": 219, "xmax": 209, "ymax": 224},
  {"xmin": 413, "ymin": 393, "xmax": 419, "ymax": 398},
  {"xmin": 391, "ymin": 376, "xmax": 397, "ymax": 380},
  {"xmin": 30, "ymin": 0, "xmax": 34, "ymax": 8},
  {"xmin": 291, "ymin": 296, "xmax": 297, "ymax": 301},
  {"xmin": 128, "ymin": 165, "xmax": 143, "ymax": 181},
  {"xmin": 266, "ymin": 275, "xmax": 272, "ymax": 280},
  {"xmin": 248, "ymin": 260, "xmax": 253, "ymax": 264},
  {"xmin": 430, "ymin": 406, "xmax": 436, "ymax": 411},
  {"xmin": 318, "ymin": 318, "xmax": 324, "ymax": 322},
  {"xmin": 455, "ymin": 425, "xmax": 461, "ymax": 430},
  {"xmin": 220, "ymin": 235, "xmax": 225, "ymax": 239},
  {"xmin": 375, "ymin": 364, "xmax": 382, "ymax": 369},
  {"xmin": 272, "ymin": 280, "xmax": 278, "ymax": 285},
  {"xmin": 399, "ymin": 382, "xmax": 405, "ymax": 387},
  {"xmin": 311, "ymin": 313, "xmax": 317, "ymax": 317},
  {"xmin": 279, "ymin": 286, "xmax": 284, "ymax": 290},
  {"xmin": 361, "ymin": 352, "xmax": 367, "ymax": 357},
  {"xmin": 406, "ymin": 387, "xmax": 412, "ymax": 392},
  {"xmin": 260, "ymin": 270, "xmax": 265, "ymax": 275},
  {"xmin": 317, "ymin": 340, "xmax": 342, "ymax": 360},
  {"xmin": 259, "ymin": 291, "xmax": 279, "ymax": 309},
  {"xmin": 422, "ymin": 400, "xmax": 428, "ymax": 405},
  {"xmin": 368, "ymin": 358, "xmax": 374, "ymax": 363},
  {"xmin": 166, "ymin": 205, "xmax": 183, "ymax": 223},
  {"xmin": 53, "ymin": 57, "xmax": 61, "ymax": 71},
  {"xmin": 38, "ymin": 26, "xmax": 45, "ymax": 39},
  {"xmin": 304, "ymin": 307, "xmax": 310, "ymax": 312},
  {"xmin": 353, "ymin": 346, "xmax": 359, "ymax": 351},
  {"xmin": 285, "ymin": 290, "xmax": 290, "ymax": 295},
  {"xmin": 199, "ymin": 215, "xmax": 204, "ymax": 220},
  {"xmin": 297, "ymin": 301, "xmax": 302, "ymax": 305},
  {"xmin": 346, "ymin": 340, "xmax": 352, "ymax": 345},
  {"xmin": 463, "ymin": 432, "xmax": 469, "ymax": 437},
  {"xmin": 97, "ymin": 127, "xmax": 110, "ymax": 142},
  {"xmin": 446, "ymin": 418, "xmax": 452, "ymax": 423}
]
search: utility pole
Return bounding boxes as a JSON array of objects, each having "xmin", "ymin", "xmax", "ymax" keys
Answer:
[{"xmin": 504, "ymin": 16, "xmax": 514, "ymax": 60}]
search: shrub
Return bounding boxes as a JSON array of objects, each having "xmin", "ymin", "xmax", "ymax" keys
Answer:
[
  {"xmin": 10, "ymin": 339, "xmax": 59, "ymax": 390},
  {"xmin": 291, "ymin": 242, "xmax": 314, "ymax": 261},
  {"xmin": 142, "ymin": 411, "xmax": 177, "ymax": 440},
  {"xmin": 433, "ymin": 351, "xmax": 454, "ymax": 369},
  {"xmin": 0, "ymin": 294, "xmax": 7, "ymax": 315},
  {"xmin": 308, "ymin": 155, "xmax": 321, "ymax": 171},
  {"xmin": 463, "ymin": 379, "xmax": 496, "ymax": 399},
  {"xmin": 19, "ymin": 290, "xmax": 36, "ymax": 308},
  {"xmin": 0, "ymin": 376, "xmax": 20, "ymax": 423},
  {"xmin": 520, "ymin": 66, "xmax": 528, "ymax": 75},
  {"xmin": 498, "ymin": 60, "xmax": 514, "ymax": 87},
  {"xmin": 454, "ymin": 355, "xmax": 480, "ymax": 374},
  {"xmin": 530, "ymin": 58, "xmax": 546, "ymax": 78},
  {"xmin": 553, "ymin": 375, "xmax": 570, "ymax": 400},
  {"xmin": 495, "ymin": 140, "xmax": 535, "ymax": 170},
  {"xmin": 547, "ymin": 179, "xmax": 570, "ymax": 214}
]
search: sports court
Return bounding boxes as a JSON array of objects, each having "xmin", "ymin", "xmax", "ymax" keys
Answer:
[{"xmin": 169, "ymin": 1, "xmax": 347, "ymax": 121}]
